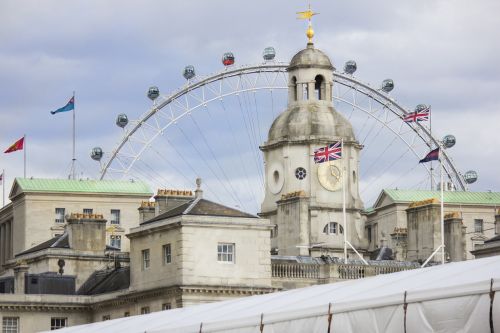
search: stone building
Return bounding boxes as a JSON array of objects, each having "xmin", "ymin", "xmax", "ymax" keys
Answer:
[
  {"xmin": 0, "ymin": 177, "xmax": 152, "ymax": 273},
  {"xmin": 260, "ymin": 41, "xmax": 367, "ymax": 258},
  {"xmin": 365, "ymin": 189, "xmax": 500, "ymax": 261}
]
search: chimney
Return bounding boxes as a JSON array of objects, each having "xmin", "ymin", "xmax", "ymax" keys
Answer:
[
  {"xmin": 154, "ymin": 189, "xmax": 194, "ymax": 216},
  {"xmin": 138, "ymin": 201, "xmax": 155, "ymax": 223},
  {"xmin": 66, "ymin": 213, "xmax": 107, "ymax": 252}
]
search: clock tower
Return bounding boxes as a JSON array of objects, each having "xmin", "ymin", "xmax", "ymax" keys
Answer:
[{"xmin": 260, "ymin": 41, "xmax": 367, "ymax": 257}]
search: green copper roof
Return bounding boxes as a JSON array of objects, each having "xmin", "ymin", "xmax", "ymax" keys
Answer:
[
  {"xmin": 383, "ymin": 189, "xmax": 500, "ymax": 205},
  {"xmin": 15, "ymin": 178, "xmax": 152, "ymax": 196}
]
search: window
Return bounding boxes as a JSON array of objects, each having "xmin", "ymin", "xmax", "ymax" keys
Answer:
[
  {"xmin": 291, "ymin": 76, "xmax": 297, "ymax": 101},
  {"xmin": 162, "ymin": 303, "xmax": 172, "ymax": 310},
  {"xmin": 474, "ymin": 219, "xmax": 484, "ymax": 233},
  {"xmin": 367, "ymin": 226, "xmax": 372, "ymax": 243},
  {"xmin": 83, "ymin": 208, "xmax": 93, "ymax": 215},
  {"xmin": 2, "ymin": 317, "xmax": 19, "ymax": 333},
  {"xmin": 314, "ymin": 74, "xmax": 325, "ymax": 100},
  {"xmin": 142, "ymin": 249, "xmax": 150, "ymax": 270},
  {"xmin": 50, "ymin": 317, "xmax": 67, "ymax": 330},
  {"xmin": 124, "ymin": 312, "xmax": 130, "ymax": 317},
  {"xmin": 55, "ymin": 208, "xmax": 65, "ymax": 223},
  {"xmin": 217, "ymin": 243, "xmax": 235, "ymax": 263},
  {"xmin": 163, "ymin": 244, "xmax": 172, "ymax": 264},
  {"xmin": 110, "ymin": 209, "xmax": 121, "ymax": 225},
  {"xmin": 140, "ymin": 307, "xmax": 150, "ymax": 314},
  {"xmin": 323, "ymin": 222, "xmax": 343, "ymax": 235},
  {"xmin": 271, "ymin": 225, "xmax": 278, "ymax": 238},
  {"xmin": 110, "ymin": 235, "xmax": 121, "ymax": 250},
  {"xmin": 102, "ymin": 315, "xmax": 110, "ymax": 321},
  {"xmin": 295, "ymin": 167, "xmax": 307, "ymax": 180}
]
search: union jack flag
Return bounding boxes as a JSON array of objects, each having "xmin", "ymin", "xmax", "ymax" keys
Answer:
[
  {"xmin": 314, "ymin": 141, "xmax": 342, "ymax": 164},
  {"xmin": 403, "ymin": 106, "xmax": 430, "ymax": 123}
]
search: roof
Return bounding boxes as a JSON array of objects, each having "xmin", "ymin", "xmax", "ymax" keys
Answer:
[
  {"xmin": 45, "ymin": 255, "xmax": 500, "ymax": 333},
  {"xmin": 11, "ymin": 178, "xmax": 152, "ymax": 197},
  {"xmin": 142, "ymin": 198, "xmax": 257, "ymax": 225},
  {"xmin": 77, "ymin": 267, "xmax": 130, "ymax": 295},
  {"xmin": 17, "ymin": 234, "xmax": 69, "ymax": 256},
  {"xmin": 17, "ymin": 232, "xmax": 120, "ymax": 256},
  {"xmin": 374, "ymin": 189, "xmax": 500, "ymax": 208}
]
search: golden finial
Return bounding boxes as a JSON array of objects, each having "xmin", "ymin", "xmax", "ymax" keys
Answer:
[{"xmin": 297, "ymin": 5, "xmax": 319, "ymax": 44}]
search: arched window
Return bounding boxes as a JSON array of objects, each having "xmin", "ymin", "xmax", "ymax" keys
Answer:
[
  {"xmin": 314, "ymin": 75, "xmax": 325, "ymax": 100},
  {"xmin": 353, "ymin": 170, "xmax": 356, "ymax": 184},
  {"xmin": 323, "ymin": 222, "xmax": 344, "ymax": 235},
  {"xmin": 291, "ymin": 76, "xmax": 297, "ymax": 101}
]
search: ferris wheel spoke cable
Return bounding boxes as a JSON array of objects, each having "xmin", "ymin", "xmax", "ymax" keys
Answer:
[
  {"xmin": 217, "ymin": 100, "xmax": 260, "ymax": 209},
  {"xmin": 134, "ymin": 159, "xmax": 175, "ymax": 188},
  {"xmin": 236, "ymin": 94, "xmax": 265, "ymax": 187},
  {"xmin": 148, "ymin": 145, "xmax": 197, "ymax": 189},
  {"xmin": 361, "ymin": 148, "xmax": 412, "ymax": 196},
  {"xmin": 361, "ymin": 107, "xmax": 385, "ymax": 145},
  {"xmin": 185, "ymin": 115, "xmax": 246, "ymax": 210}
]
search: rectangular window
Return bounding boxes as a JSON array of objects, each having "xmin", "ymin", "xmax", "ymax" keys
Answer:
[
  {"xmin": 474, "ymin": 219, "xmax": 484, "ymax": 233},
  {"xmin": 163, "ymin": 244, "xmax": 171, "ymax": 264},
  {"xmin": 2, "ymin": 317, "xmax": 19, "ymax": 333},
  {"xmin": 162, "ymin": 303, "xmax": 172, "ymax": 310},
  {"xmin": 140, "ymin": 307, "xmax": 150, "ymax": 314},
  {"xmin": 110, "ymin": 235, "xmax": 121, "ymax": 250},
  {"xmin": 55, "ymin": 208, "xmax": 65, "ymax": 223},
  {"xmin": 142, "ymin": 249, "xmax": 150, "ymax": 270},
  {"xmin": 124, "ymin": 312, "xmax": 130, "ymax": 317},
  {"xmin": 50, "ymin": 317, "xmax": 67, "ymax": 330},
  {"xmin": 102, "ymin": 315, "xmax": 110, "ymax": 321},
  {"xmin": 110, "ymin": 209, "xmax": 121, "ymax": 225},
  {"xmin": 217, "ymin": 243, "xmax": 235, "ymax": 263},
  {"xmin": 83, "ymin": 208, "xmax": 93, "ymax": 215},
  {"xmin": 367, "ymin": 226, "xmax": 372, "ymax": 243}
]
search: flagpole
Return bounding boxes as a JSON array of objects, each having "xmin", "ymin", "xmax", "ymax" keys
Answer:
[
  {"xmin": 23, "ymin": 134, "xmax": 26, "ymax": 178},
  {"xmin": 2, "ymin": 169, "xmax": 4, "ymax": 207},
  {"xmin": 72, "ymin": 91, "xmax": 76, "ymax": 180},
  {"xmin": 342, "ymin": 138, "xmax": 348, "ymax": 263},
  {"xmin": 429, "ymin": 106, "xmax": 434, "ymax": 190},
  {"xmin": 440, "ymin": 153, "xmax": 445, "ymax": 264}
]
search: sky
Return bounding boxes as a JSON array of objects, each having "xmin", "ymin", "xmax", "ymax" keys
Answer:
[{"xmin": 1, "ymin": 0, "xmax": 499, "ymax": 211}]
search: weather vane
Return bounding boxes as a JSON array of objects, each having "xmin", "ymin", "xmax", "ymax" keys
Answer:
[{"xmin": 297, "ymin": 4, "xmax": 319, "ymax": 44}]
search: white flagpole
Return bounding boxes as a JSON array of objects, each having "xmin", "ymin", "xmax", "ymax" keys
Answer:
[
  {"xmin": 342, "ymin": 138, "xmax": 347, "ymax": 263},
  {"xmin": 71, "ymin": 91, "xmax": 76, "ymax": 180},
  {"xmin": 440, "ymin": 152, "xmax": 445, "ymax": 264},
  {"xmin": 2, "ymin": 169, "xmax": 4, "ymax": 207},
  {"xmin": 23, "ymin": 134, "xmax": 26, "ymax": 179}
]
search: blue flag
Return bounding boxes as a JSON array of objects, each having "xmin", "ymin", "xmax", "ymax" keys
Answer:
[
  {"xmin": 50, "ymin": 96, "xmax": 75, "ymax": 115},
  {"xmin": 419, "ymin": 147, "xmax": 439, "ymax": 163}
]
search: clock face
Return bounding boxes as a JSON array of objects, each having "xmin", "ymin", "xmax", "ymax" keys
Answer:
[{"xmin": 317, "ymin": 162, "xmax": 342, "ymax": 191}]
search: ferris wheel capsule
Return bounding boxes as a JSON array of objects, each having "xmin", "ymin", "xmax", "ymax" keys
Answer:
[
  {"xmin": 464, "ymin": 170, "xmax": 478, "ymax": 184},
  {"xmin": 415, "ymin": 104, "xmax": 428, "ymax": 112},
  {"xmin": 263, "ymin": 47, "xmax": 276, "ymax": 61},
  {"xmin": 116, "ymin": 114, "xmax": 128, "ymax": 128},
  {"xmin": 381, "ymin": 79, "xmax": 394, "ymax": 93},
  {"xmin": 183, "ymin": 65, "xmax": 195, "ymax": 80},
  {"xmin": 344, "ymin": 60, "xmax": 357, "ymax": 74},
  {"xmin": 222, "ymin": 52, "xmax": 235, "ymax": 66},
  {"xmin": 91, "ymin": 147, "xmax": 103, "ymax": 161},
  {"xmin": 147, "ymin": 86, "xmax": 160, "ymax": 101},
  {"xmin": 442, "ymin": 134, "xmax": 456, "ymax": 148}
]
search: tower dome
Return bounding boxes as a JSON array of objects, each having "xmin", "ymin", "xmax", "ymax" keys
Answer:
[
  {"xmin": 288, "ymin": 43, "xmax": 334, "ymax": 71},
  {"xmin": 266, "ymin": 43, "xmax": 354, "ymax": 144}
]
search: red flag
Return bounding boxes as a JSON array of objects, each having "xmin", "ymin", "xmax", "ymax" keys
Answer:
[{"xmin": 4, "ymin": 137, "xmax": 24, "ymax": 153}]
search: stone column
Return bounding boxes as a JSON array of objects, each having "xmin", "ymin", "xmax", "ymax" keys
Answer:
[
  {"xmin": 444, "ymin": 213, "xmax": 465, "ymax": 262},
  {"xmin": 495, "ymin": 210, "xmax": 500, "ymax": 235},
  {"xmin": 14, "ymin": 264, "xmax": 29, "ymax": 294}
]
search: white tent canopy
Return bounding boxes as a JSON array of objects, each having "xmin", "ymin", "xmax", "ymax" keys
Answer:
[{"xmin": 47, "ymin": 256, "xmax": 500, "ymax": 333}]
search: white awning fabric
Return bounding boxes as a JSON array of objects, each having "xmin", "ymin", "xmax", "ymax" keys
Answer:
[{"xmin": 46, "ymin": 255, "xmax": 500, "ymax": 333}]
